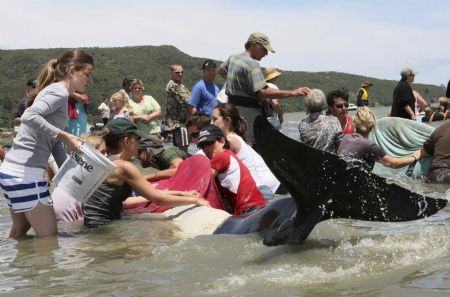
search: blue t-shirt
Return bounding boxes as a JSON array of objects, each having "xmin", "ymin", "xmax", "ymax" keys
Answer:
[
  {"xmin": 188, "ymin": 80, "xmax": 219, "ymax": 116},
  {"xmin": 66, "ymin": 101, "xmax": 88, "ymax": 136}
]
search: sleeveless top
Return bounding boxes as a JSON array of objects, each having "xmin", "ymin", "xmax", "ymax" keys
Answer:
[
  {"xmin": 83, "ymin": 156, "xmax": 132, "ymax": 227},
  {"xmin": 228, "ymin": 134, "xmax": 280, "ymax": 193},
  {"xmin": 359, "ymin": 88, "xmax": 369, "ymax": 100}
]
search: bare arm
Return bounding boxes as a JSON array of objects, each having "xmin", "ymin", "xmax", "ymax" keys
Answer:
[
  {"xmin": 117, "ymin": 160, "xmax": 210, "ymax": 207},
  {"xmin": 258, "ymin": 87, "xmax": 310, "ymax": 100},
  {"xmin": 72, "ymin": 92, "xmax": 88, "ymax": 104},
  {"xmin": 377, "ymin": 150, "xmax": 421, "ymax": 169},
  {"xmin": 188, "ymin": 104, "xmax": 198, "ymax": 115}
]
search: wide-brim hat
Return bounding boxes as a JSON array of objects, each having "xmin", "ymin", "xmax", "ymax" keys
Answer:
[
  {"xmin": 247, "ymin": 32, "xmax": 275, "ymax": 53},
  {"xmin": 361, "ymin": 81, "xmax": 373, "ymax": 87},
  {"xmin": 263, "ymin": 68, "xmax": 282, "ymax": 82},
  {"xmin": 438, "ymin": 96, "xmax": 448, "ymax": 104}
]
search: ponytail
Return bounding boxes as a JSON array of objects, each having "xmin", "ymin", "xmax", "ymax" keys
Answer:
[
  {"xmin": 27, "ymin": 59, "xmax": 58, "ymax": 107},
  {"xmin": 216, "ymin": 103, "xmax": 248, "ymax": 140},
  {"xmin": 26, "ymin": 49, "xmax": 94, "ymax": 107}
]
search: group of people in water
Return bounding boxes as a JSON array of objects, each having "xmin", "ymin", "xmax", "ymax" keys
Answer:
[{"xmin": 1, "ymin": 32, "xmax": 449, "ymax": 241}]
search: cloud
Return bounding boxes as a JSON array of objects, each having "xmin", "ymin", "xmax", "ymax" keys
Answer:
[{"xmin": 1, "ymin": 0, "xmax": 449, "ymax": 85}]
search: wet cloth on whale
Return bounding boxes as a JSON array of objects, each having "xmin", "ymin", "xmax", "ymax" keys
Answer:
[
  {"xmin": 125, "ymin": 154, "xmax": 224, "ymax": 213},
  {"xmin": 368, "ymin": 117, "xmax": 435, "ymax": 178}
]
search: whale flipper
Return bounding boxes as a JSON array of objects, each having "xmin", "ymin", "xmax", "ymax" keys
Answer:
[{"xmin": 254, "ymin": 116, "xmax": 447, "ymax": 245}]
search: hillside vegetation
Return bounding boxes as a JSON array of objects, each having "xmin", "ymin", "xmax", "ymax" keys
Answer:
[{"xmin": 0, "ymin": 45, "xmax": 445, "ymax": 127}]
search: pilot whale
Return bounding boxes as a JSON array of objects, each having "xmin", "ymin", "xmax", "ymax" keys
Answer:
[{"xmin": 161, "ymin": 116, "xmax": 447, "ymax": 246}]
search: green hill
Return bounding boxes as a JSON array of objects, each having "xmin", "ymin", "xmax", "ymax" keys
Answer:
[{"xmin": 0, "ymin": 45, "xmax": 445, "ymax": 127}]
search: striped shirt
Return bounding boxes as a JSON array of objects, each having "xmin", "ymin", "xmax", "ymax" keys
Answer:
[{"xmin": 220, "ymin": 52, "xmax": 267, "ymax": 100}]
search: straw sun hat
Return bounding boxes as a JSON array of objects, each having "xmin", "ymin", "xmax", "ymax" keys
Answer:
[{"xmin": 263, "ymin": 68, "xmax": 282, "ymax": 82}]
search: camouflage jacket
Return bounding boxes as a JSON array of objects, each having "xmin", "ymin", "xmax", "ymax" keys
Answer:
[{"xmin": 164, "ymin": 80, "xmax": 191, "ymax": 130}]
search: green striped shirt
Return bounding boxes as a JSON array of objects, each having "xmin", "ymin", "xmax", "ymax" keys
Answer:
[{"xmin": 220, "ymin": 52, "xmax": 266, "ymax": 100}]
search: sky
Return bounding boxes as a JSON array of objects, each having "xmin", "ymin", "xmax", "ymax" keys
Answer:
[{"xmin": 1, "ymin": 0, "xmax": 449, "ymax": 86}]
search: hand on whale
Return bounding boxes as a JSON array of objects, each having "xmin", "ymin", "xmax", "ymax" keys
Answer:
[{"xmin": 250, "ymin": 116, "xmax": 448, "ymax": 246}]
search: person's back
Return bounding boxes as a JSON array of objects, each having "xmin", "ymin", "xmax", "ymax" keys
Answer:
[
  {"xmin": 83, "ymin": 156, "xmax": 132, "ymax": 227},
  {"xmin": 228, "ymin": 134, "xmax": 280, "ymax": 193},
  {"xmin": 338, "ymin": 133, "xmax": 386, "ymax": 172},
  {"xmin": 211, "ymin": 149, "xmax": 266, "ymax": 215},
  {"xmin": 298, "ymin": 114, "xmax": 342, "ymax": 154},
  {"xmin": 423, "ymin": 121, "xmax": 450, "ymax": 172}
]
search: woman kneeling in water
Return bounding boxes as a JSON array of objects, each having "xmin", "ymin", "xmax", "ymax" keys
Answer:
[
  {"xmin": 338, "ymin": 107, "xmax": 421, "ymax": 171},
  {"xmin": 83, "ymin": 118, "xmax": 210, "ymax": 227},
  {"xmin": 198, "ymin": 124, "xmax": 266, "ymax": 215}
]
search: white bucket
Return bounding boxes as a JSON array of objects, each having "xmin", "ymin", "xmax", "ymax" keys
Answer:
[{"xmin": 52, "ymin": 143, "xmax": 117, "ymax": 203}]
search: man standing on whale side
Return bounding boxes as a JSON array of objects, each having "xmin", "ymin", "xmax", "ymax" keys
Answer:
[{"xmin": 219, "ymin": 32, "xmax": 310, "ymax": 149}]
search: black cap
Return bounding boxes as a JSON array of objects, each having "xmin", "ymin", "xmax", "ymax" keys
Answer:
[
  {"xmin": 202, "ymin": 59, "xmax": 216, "ymax": 70},
  {"xmin": 198, "ymin": 124, "xmax": 224, "ymax": 146},
  {"xmin": 26, "ymin": 79, "xmax": 37, "ymax": 88},
  {"xmin": 104, "ymin": 118, "xmax": 146, "ymax": 138}
]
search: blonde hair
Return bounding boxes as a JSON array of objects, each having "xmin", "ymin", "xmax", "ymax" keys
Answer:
[
  {"xmin": 353, "ymin": 107, "xmax": 376, "ymax": 135},
  {"xmin": 130, "ymin": 79, "xmax": 144, "ymax": 91},
  {"xmin": 170, "ymin": 64, "xmax": 182, "ymax": 71},
  {"xmin": 110, "ymin": 91, "xmax": 130, "ymax": 108},
  {"xmin": 80, "ymin": 132, "xmax": 105, "ymax": 150}
]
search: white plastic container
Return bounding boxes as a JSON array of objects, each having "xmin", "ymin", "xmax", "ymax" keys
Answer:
[{"xmin": 53, "ymin": 143, "xmax": 116, "ymax": 203}]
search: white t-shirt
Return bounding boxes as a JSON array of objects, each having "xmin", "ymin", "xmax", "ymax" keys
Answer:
[{"xmin": 98, "ymin": 102, "xmax": 110, "ymax": 119}]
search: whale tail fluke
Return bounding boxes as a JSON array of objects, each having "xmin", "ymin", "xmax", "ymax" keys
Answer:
[{"xmin": 254, "ymin": 116, "xmax": 448, "ymax": 245}]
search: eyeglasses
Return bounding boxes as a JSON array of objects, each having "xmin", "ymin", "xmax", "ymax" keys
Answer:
[
  {"xmin": 173, "ymin": 71, "xmax": 184, "ymax": 75},
  {"xmin": 190, "ymin": 132, "xmax": 200, "ymax": 138},
  {"xmin": 335, "ymin": 103, "xmax": 349, "ymax": 109}
]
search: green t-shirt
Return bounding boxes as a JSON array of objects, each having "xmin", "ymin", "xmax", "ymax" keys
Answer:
[
  {"xmin": 156, "ymin": 147, "xmax": 187, "ymax": 170},
  {"xmin": 129, "ymin": 95, "xmax": 161, "ymax": 135}
]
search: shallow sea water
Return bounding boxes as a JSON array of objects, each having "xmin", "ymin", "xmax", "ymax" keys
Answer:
[{"xmin": 0, "ymin": 108, "xmax": 449, "ymax": 296}]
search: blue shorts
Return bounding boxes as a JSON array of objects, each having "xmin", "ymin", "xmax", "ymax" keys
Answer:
[{"xmin": 0, "ymin": 170, "xmax": 52, "ymax": 213}]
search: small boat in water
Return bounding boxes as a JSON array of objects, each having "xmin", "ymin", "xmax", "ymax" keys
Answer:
[{"xmin": 347, "ymin": 103, "xmax": 357, "ymax": 110}]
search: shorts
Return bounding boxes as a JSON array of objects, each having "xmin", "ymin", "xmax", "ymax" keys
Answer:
[
  {"xmin": 0, "ymin": 169, "xmax": 52, "ymax": 213},
  {"xmin": 172, "ymin": 126, "xmax": 189, "ymax": 147}
]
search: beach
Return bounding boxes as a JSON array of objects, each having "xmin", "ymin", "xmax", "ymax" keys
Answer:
[{"xmin": 0, "ymin": 108, "xmax": 449, "ymax": 296}]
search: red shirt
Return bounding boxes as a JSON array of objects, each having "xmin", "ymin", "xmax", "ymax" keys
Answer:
[
  {"xmin": 210, "ymin": 150, "xmax": 266, "ymax": 215},
  {"xmin": 343, "ymin": 115, "xmax": 354, "ymax": 135}
]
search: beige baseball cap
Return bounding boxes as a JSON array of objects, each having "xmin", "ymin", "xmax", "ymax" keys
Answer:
[{"xmin": 247, "ymin": 32, "xmax": 275, "ymax": 53}]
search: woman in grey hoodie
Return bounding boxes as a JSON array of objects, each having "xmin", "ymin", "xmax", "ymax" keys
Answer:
[{"xmin": 0, "ymin": 49, "xmax": 94, "ymax": 238}]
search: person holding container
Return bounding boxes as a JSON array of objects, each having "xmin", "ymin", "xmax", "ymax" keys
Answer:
[{"xmin": 0, "ymin": 49, "xmax": 93, "ymax": 238}]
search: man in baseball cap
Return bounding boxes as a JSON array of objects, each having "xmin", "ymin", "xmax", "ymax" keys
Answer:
[
  {"xmin": 218, "ymin": 32, "xmax": 310, "ymax": 149},
  {"xmin": 14, "ymin": 78, "xmax": 38, "ymax": 125}
]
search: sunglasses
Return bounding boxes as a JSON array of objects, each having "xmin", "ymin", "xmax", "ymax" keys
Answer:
[
  {"xmin": 190, "ymin": 131, "xmax": 200, "ymax": 138},
  {"xmin": 174, "ymin": 71, "xmax": 184, "ymax": 75},
  {"xmin": 335, "ymin": 103, "xmax": 349, "ymax": 109}
]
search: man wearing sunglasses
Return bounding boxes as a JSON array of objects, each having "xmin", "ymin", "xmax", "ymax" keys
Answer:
[
  {"xmin": 164, "ymin": 64, "xmax": 191, "ymax": 152},
  {"xmin": 219, "ymin": 32, "xmax": 310, "ymax": 149},
  {"xmin": 326, "ymin": 90, "xmax": 354, "ymax": 134}
]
